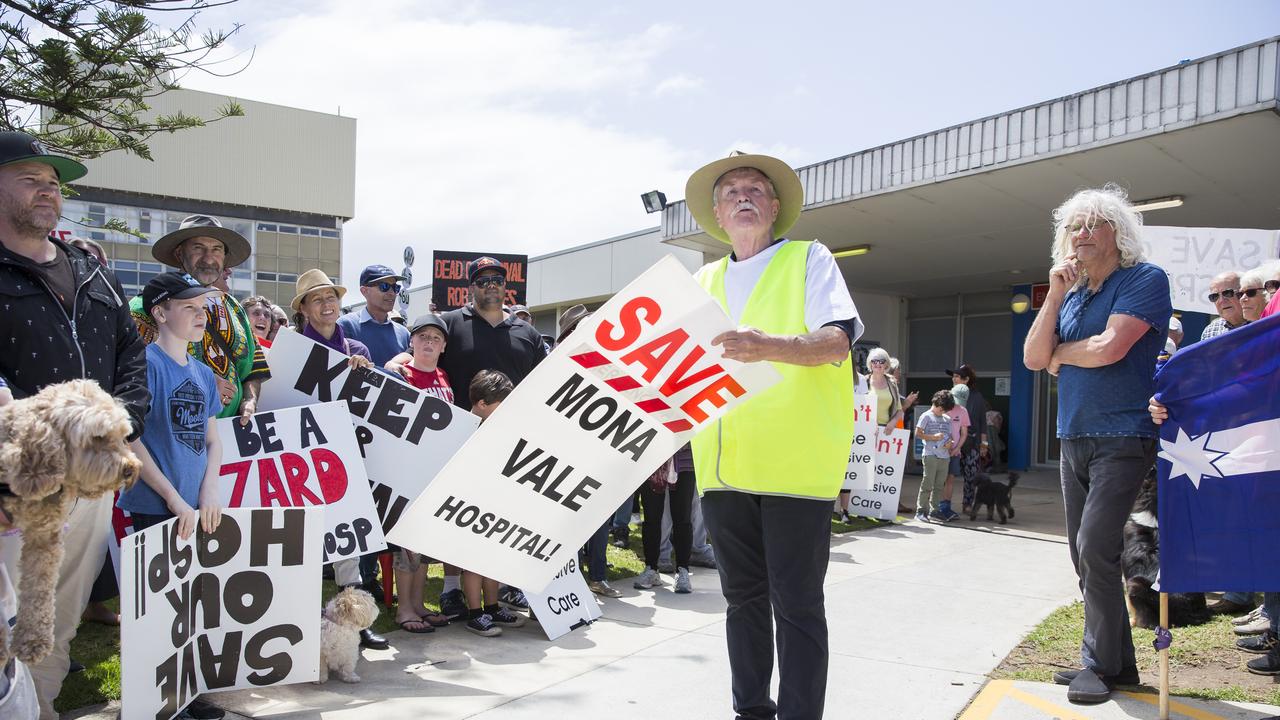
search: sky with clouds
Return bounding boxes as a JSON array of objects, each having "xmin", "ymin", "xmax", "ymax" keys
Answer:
[{"xmin": 183, "ymin": 0, "xmax": 1280, "ymax": 289}]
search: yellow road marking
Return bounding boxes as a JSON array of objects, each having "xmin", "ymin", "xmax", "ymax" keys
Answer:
[
  {"xmin": 1003, "ymin": 686, "xmax": 1097, "ymax": 720},
  {"xmin": 1122, "ymin": 690, "xmax": 1230, "ymax": 720},
  {"xmin": 959, "ymin": 679, "xmax": 1012, "ymax": 720},
  {"xmin": 960, "ymin": 679, "xmax": 1235, "ymax": 720}
]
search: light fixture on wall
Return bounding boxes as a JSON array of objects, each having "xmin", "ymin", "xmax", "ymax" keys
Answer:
[
  {"xmin": 1010, "ymin": 293, "xmax": 1031, "ymax": 314},
  {"xmin": 641, "ymin": 190, "xmax": 668, "ymax": 214},
  {"xmin": 1131, "ymin": 195, "xmax": 1184, "ymax": 212},
  {"xmin": 832, "ymin": 244, "xmax": 871, "ymax": 259}
]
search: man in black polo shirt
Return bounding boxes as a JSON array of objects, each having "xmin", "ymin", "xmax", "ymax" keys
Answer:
[{"xmin": 387, "ymin": 255, "xmax": 546, "ymax": 618}]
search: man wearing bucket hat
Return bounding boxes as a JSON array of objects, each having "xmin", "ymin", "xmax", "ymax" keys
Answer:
[
  {"xmin": 685, "ymin": 152, "xmax": 862, "ymax": 720},
  {"xmin": 129, "ymin": 214, "xmax": 269, "ymax": 425},
  {"xmin": 0, "ymin": 130, "xmax": 150, "ymax": 719}
]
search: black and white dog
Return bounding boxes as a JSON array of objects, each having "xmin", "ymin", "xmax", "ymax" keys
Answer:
[
  {"xmin": 1121, "ymin": 467, "xmax": 1210, "ymax": 629},
  {"xmin": 969, "ymin": 472, "xmax": 1018, "ymax": 524}
]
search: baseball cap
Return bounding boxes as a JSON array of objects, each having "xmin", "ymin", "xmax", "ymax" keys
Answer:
[
  {"xmin": 0, "ymin": 131, "xmax": 87, "ymax": 182},
  {"xmin": 143, "ymin": 272, "xmax": 219, "ymax": 315},
  {"xmin": 359, "ymin": 264, "xmax": 406, "ymax": 286},
  {"xmin": 510, "ymin": 304, "xmax": 530, "ymax": 316},
  {"xmin": 409, "ymin": 313, "xmax": 449, "ymax": 341},
  {"xmin": 467, "ymin": 256, "xmax": 507, "ymax": 282}
]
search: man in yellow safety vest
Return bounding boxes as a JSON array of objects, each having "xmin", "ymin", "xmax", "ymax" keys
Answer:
[{"xmin": 686, "ymin": 153, "xmax": 863, "ymax": 720}]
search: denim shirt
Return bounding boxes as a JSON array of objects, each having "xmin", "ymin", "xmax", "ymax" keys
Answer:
[{"xmin": 1055, "ymin": 262, "xmax": 1171, "ymax": 439}]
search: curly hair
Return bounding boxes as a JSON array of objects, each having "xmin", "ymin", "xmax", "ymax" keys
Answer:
[{"xmin": 1050, "ymin": 183, "xmax": 1146, "ymax": 285}]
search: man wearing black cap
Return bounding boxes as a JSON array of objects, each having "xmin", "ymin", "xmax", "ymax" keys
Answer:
[
  {"xmin": 386, "ymin": 256, "xmax": 547, "ymax": 617},
  {"xmin": 337, "ymin": 264, "xmax": 411, "ymax": 368},
  {"xmin": 0, "ymin": 131, "xmax": 149, "ymax": 720}
]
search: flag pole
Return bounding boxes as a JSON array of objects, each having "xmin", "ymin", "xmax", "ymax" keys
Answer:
[{"xmin": 1159, "ymin": 592, "xmax": 1170, "ymax": 720}]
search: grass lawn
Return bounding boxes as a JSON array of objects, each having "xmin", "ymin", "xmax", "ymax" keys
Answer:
[{"xmin": 995, "ymin": 601, "xmax": 1280, "ymax": 706}]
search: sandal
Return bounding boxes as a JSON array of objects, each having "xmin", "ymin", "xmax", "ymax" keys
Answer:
[
  {"xmin": 397, "ymin": 618, "xmax": 434, "ymax": 633},
  {"xmin": 417, "ymin": 611, "xmax": 451, "ymax": 627}
]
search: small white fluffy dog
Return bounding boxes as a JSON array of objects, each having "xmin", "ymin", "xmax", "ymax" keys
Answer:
[{"xmin": 317, "ymin": 587, "xmax": 379, "ymax": 683}]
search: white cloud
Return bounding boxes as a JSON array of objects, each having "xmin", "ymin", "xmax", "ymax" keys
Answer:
[
  {"xmin": 187, "ymin": 1, "xmax": 697, "ymax": 289},
  {"xmin": 653, "ymin": 74, "xmax": 703, "ymax": 96}
]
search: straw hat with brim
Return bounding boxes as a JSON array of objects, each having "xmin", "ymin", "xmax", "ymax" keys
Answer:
[
  {"xmin": 291, "ymin": 268, "xmax": 347, "ymax": 312},
  {"xmin": 685, "ymin": 152, "xmax": 804, "ymax": 244},
  {"xmin": 557, "ymin": 304, "xmax": 590, "ymax": 344},
  {"xmin": 152, "ymin": 214, "xmax": 252, "ymax": 269}
]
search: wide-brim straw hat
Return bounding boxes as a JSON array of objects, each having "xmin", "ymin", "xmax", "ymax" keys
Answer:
[
  {"xmin": 557, "ymin": 304, "xmax": 590, "ymax": 344},
  {"xmin": 152, "ymin": 214, "xmax": 252, "ymax": 269},
  {"xmin": 685, "ymin": 152, "xmax": 804, "ymax": 244},
  {"xmin": 291, "ymin": 268, "xmax": 346, "ymax": 312}
]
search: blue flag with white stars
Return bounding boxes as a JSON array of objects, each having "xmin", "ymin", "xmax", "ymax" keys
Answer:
[{"xmin": 1155, "ymin": 313, "xmax": 1280, "ymax": 592}]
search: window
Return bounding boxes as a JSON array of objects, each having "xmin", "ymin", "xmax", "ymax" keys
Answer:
[
  {"xmin": 139, "ymin": 211, "xmax": 152, "ymax": 235},
  {"xmin": 300, "ymin": 227, "xmax": 320, "ymax": 236},
  {"xmin": 113, "ymin": 260, "xmax": 138, "ymax": 271},
  {"xmin": 139, "ymin": 262, "xmax": 163, "ymax": 273},
  {"xmin": 256, "ymin": 272, "xmax": 277, "ymax": 282},
  {"xmin": 87, "ymin": 205, "xmax": 106, "ymax": 226},
  {"xmin": 321, "ymin": 229, "xmax": 339, "ymax": 238},
  {"xmin": 257, "ymin": 223, "xmax": 277, "ymax": 232},
  {"xmin": 278, "ymin": 225, "xmax": 298, "ymax": 234},
  {"xmin": 908, "ymin": 317, "xmax": 957, "ymax": 374}
]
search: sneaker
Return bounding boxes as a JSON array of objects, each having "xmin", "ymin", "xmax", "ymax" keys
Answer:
[
  {"xmin": 914, "ymin": 512, "xmax": 930, "ymax": 523},
  {"xmin": 1066, "ymin": 668, "xmax": 1111, "ymax": 704},
  {"xmin": 1237, "ymin": 630, "xmax": 1278, "ymax": 654},
  {"xmin": 942, "ymin": 509, "xmax": 960, "ymax": 522},
  {"xmin": 1246, "ymin": 647, "xmax": 1280, "ymax": 675},
  {"xmin": 633, "ymin": 567, "xmax": 665, "ymax": 589},
  {"xmin": 490, "ymin": 606, "xmax": 527, "ymax": 628},
  {"xmin": 439, "ymin": 588, "xmax": 468, "ymax": 621},
  {"xmin": 1233, "ymin": 606, "xmax": 1265, "ymax": 625},
  {"xmin": 466, "ymin": 613, "xmax": 502, "ymax": 637},
  {"xmin": 588, "ymin": 579, "xmax": 623, "ymax": 598},
  {"xmin": 179, "ymin": 699, "xmax": 226, "ymax": 720},
  {"xmin": 928, "ymin": 509, "xmax": 946, "ymax": 521},
  {"xmin": 1234, "ymin": 614, "xmax": 1271, "ymax": 636},
  {"xmin": 499, "ymin": 586, "xmax": 529, "ymax": 611},
  {"xmin": 674, "ymin": 567, "xmax": 692, "ymax": 594},
  {"xmin": 657, "ymin": 559, "xmax": 676, "ymax": 573},
  {"xmin": 1053, "ymin": 666, "xmax": 1140, "ymax": 687},
  {"xmin": 689, "ymin": 551, "xmax": 717, "ymax": 569}
]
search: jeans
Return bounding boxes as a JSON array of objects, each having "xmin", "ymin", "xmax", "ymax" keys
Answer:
[
  {"xmin": 703, "ymin": 491, "xmax": 832, "ymax": 720},
  {"xmin": 1061, "ymin": 436, "xmax": 1156, "ymax": 676},
  {"xmin": 1223, "ymin": 592, "xmax": 1256, "ymax": 606},
  {"xmin": 586, "ymin": 499, "xmax": 633, "ymax": 582},
  {"xmin": 1265, "ymin": 593, "xmax": 1280, "ymax": 634}
]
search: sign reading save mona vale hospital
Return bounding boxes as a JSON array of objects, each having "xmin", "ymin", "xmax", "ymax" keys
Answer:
[{"xmin": 432, "ymin": 250, "xmax": 528, "ymax": 311}]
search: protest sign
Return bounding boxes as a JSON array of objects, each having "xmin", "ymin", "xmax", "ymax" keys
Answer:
[
  {"xmin": 1141, "ymin": 226, "xmax": 1279, "ymax": 314},
  {"xmin": 847, "ymin": 428, "xmax": 910, "ymax": 521},
  {"xmin": 432, "ymin": 250, "xmax": 528, "ymax": 311},
  {"xmin": 387, "ymin": 255, "xmax": 782, "ymax": 592},
  {"xmin": 217, "ymin": 402, "xmax": 386, "ymax": 563},
  {"xmin": 256, "ymin": 329, "xmax": 480, "ymax": 536},
  {"xmin": 121, "ymin": 507, "xmax": 322, "ymax": 720},
  {"xmin": 843, "ymin": 384, "xmax": 875, "ymax": 491},
  {"xmin": 525, "ymin": 556, "xmax": 602, "ymax": 641}
]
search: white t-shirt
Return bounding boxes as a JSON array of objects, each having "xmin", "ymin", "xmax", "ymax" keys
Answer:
[{"xmin": 698, "ymin": 239, "xmax": 863, "ymax": 341}]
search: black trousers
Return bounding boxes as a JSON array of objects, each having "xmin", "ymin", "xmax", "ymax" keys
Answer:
[
  {"xmin": 640, "ymin": 470, "xmax": 695, "ymax": 569},
  {"xmin": 702, "ymin": 491, "xmax": 832, "ymax": 720}
]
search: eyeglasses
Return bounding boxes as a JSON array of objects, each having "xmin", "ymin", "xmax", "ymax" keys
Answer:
[
  {"xmin": 1266, "ymin": 280, "xmax": 1280, "ymax": 293},
  {"xmin": 1207, "ymin": 289, "xmax": 1237, "ymax": 303},
  {"xmin": 868, "ymin": 359, "xmax": 887, "ymax": 366},
  {"xmin": 1240, "ymin": 287, "xmax": 1263, "ymax": 298},
  {"xmin": 473, "ymin": 275, "xmax": 505, "ymax": 288},
  {"xmin": 1065, "ymin": 219, "xmax": 1112, "ymax": 236},
  {"xmin": 366, "ymin": 281, "xmax": 402, "ymax": 293}
]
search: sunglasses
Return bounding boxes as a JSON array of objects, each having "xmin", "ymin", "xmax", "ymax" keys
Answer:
[
  {"xmin": 1266, "ymin": 280, "xmax": 1280, "ymax": 293},
  {"xmin": 473, "ymin": 275, "xmax": 506, "ymax": 288},
  {"xmin": 868, "ymin": 359, "xmax": 887, "ymax": 366},
  {"xmin": 366, "ymin": 281, "xmax": 401, "ymax": 293},
  {"xmin": 1207, "ymin": 289, "xmax": 1239, "ymax": 303},
  {"xmin": 1240, "ymin": 287, "xmax": 1264, "ymax": 298}
]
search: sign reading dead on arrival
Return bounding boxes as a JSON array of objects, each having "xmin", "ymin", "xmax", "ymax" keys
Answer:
[
  {"xmin": 432, "ymin": 250, "xmax": 528, "ymax": 311},
  {"xmin": 256, "ymin": 330, "xmax": 480, "ymax": 537},
  {"xmin": 387, "ymin": 255, "xmax": 782, "ymax": 592},
  {"xmin": 216, "ymin": 402, "xmax": 387, "ymax": 563},
  {"xmin": 120, "ymin": 508, "xmax": 323, "ymax": 720}
]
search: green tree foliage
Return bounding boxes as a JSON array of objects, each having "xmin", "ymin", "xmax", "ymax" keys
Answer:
[{"xmin": 0, "ymin": 0, "xmax": 247, "ymax": 161}]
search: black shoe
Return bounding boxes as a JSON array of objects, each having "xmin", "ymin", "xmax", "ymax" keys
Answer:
[
  {"xmin": 1053, "ymin": 665, "xmax": 1140, "ymax": 687},
  {"xmin": 1247, "ymin": 647, "xmax": 1280, "ymax": 675},
  {"xmin": 440, "ymin": 588, "xmax": 468, "ymax": 621},
  {"xmin": 1066, "ymin": 668, "xmax": 1111, "ymax": 704},
  {"xmin": 499, "ymin": 585, "xmax": 529, "ymax": 611},
  {"xmin": 67, "ymin": 658, "xmax": 85, "ymax": 673},
  {"xmin": 180, "ymin": 698, "xmax": 226, "ymax": 720},
  {"xmin": 359, "ymin": 628, "xmax": 390, "ymax": 650},
  {"xmin": 1237, "ymin": 630, "xmax": 1279, "ymax": 654}
]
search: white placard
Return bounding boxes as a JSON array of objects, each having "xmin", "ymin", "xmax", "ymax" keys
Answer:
[
  {"xmin": 256, "ymin": 329, "xmax": 480, "ymax": 536},
  {"xmin": 1142, "ymin": 226, "xmax": 1280, "ymax": 314},
  {"xmin": 525, "ymin": 556, "xmax": 602, "ymax": 641},
  {"xmin": 387, "ymin": 255, "xmax": 782, "ymax": 592},
  {"xmin": 843, "ymin": 390, "xmax": 875, "ymax": 491},
  {"xmin": 217, "ymin": 402, "xmax": 386, "ymax": 562},
  {"xmin": 847, "ymin": 428, "xmax": 910, "ymax": 521},
  {"xmin": 121, "ymin": 508, "xmax": 323, "ymax": 720}
]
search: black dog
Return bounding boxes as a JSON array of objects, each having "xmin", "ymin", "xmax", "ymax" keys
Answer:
[
  {"xmin": 969, "ymin": 472, "xmax": 1018, "ymax": 523},
  {"xmin": 1122, "ymin": 467, "xmax": 1210, "ymax": 629}
]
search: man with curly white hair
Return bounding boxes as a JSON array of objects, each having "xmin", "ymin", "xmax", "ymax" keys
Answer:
[{"xmin": 1024, "ymin": 184, "xmax": 1171, "ymax": 705}]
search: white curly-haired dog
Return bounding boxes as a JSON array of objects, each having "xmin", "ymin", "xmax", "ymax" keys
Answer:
[
  {"xmin": 0, "ymin": 379, "xmax": 141, "ymax": 666},
  {"xmin": 317, "ymin": 587, "xmax": 380, "ymax": 683}
]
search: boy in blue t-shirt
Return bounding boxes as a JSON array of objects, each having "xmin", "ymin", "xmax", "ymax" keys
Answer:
[
  {"xmin": 913, "ymin": 390, "xmax": 955, "ymax": 523},
  {"xmin": 117, "ymin": 272, "xmax": 225, "ymax": 541}
]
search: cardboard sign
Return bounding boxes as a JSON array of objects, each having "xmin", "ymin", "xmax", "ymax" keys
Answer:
[
  {"xmin": 847, "ymin": 428, "xmax": 910, "ymax": 521},
  {"xmin": 256, "ymin": 329, "xmax": 480, "ymax": 536},
  {"xmin": 525, "ymin": 557, "xmax": 602, "ymax": 641},
  {"xmin": 121, "ymin": 508, "xmax": 323, "ymax": 720},
  {"xmin": 217, "ymin": 402, "xmax": 387, "ymax": 563},
  {"xmin": 843, "ymin": 386, "xmax": 875, "ymax": 491},
  {"xmin": 1142, "ymin": 226, "xmax": 1279, "ymax": 314},
  {"xmin": 431, "ymin": 250, "xmax": 528, "ymax": 311},
  {"xmin": 387, "ymin": 255, "xmax": 782, "ymax": 592}
]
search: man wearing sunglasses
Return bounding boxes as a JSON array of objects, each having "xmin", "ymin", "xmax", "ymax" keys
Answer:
[
  {"xmin": 1201, "ymin": 271, "xmax": 1248, "ymax": 341},
  {"xmin": 338, "ymin": 264, "xmax": 412, "ymax": 369}
]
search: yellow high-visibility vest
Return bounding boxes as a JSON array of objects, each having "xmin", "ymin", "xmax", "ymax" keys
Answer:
[{"xmin": 692, "ymin": 241, "xmax": 854, "ymax": 500}]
